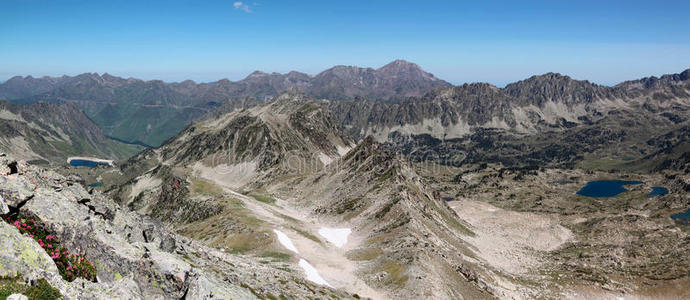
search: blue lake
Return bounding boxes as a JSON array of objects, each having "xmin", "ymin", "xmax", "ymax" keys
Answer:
[
  {"xmin": 671, "ymin": 209, "xmax": 690, "ymax": 226},
  {"xmin": 647, "ymin": 187, "xmax": 669, "ymax": 197},
  {"xmin": 69, "ymin": 159, "xmax": 109, "ymax": 168},
  {"xmin": 88, "ymin": 182, "xmax": 104, "ymax": 187},
  {"xmin": 576, "ymin": 180, "xmax": 643, "ymax": 198}
]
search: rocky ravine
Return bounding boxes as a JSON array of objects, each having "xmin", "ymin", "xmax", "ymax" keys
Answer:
[{"xmin": 0, "ymin": 154, "xmax": 357, "ymax": 299}]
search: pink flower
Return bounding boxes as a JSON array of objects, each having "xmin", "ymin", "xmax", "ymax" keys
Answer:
[{"xmin": 47, "ymin": 244, "xmax": 52, "ymax": 248}]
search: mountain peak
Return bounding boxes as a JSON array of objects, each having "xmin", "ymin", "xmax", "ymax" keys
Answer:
[
  {"xmin": 247, "ymin": 70, "xmax": 269, "ymax": 78},
  {"xmin": 377, "ymin": 59, "xmax": 424, "ymax": 74},
  {"xmin": 378, "ymin": 59, "xmax": 419, "ymax": 70}
]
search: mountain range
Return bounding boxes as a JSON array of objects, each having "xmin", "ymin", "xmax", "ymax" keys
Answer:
[
  {"xmin": 1, "ymin": 63, "xmax": 690, "ymax": 299},
  {"xmin": 0, "ymin": 60, "xmax": 449, "ymax": 146},
  {"xmin": 329, "ymin": 69, "xmax": 690, "ymax": 142}
]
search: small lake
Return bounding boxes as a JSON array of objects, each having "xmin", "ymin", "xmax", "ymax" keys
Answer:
[
  {"xmin": 671, "ymin": 209, "xmax": 690, "ymax": 226},
  {"xmin": 69, "ymin": 159, "xmax": 109, "ymax": 168},
  {"xmin": 576, "ymin": 180, "xmax": 643, "ymax": 198},
  {"xmin": 88, "ymin": 182, "xmax": 103, "ymax": 187},
  {"xmin": 647, "ymin": 187, "xmax": 669, "ymax": 197}
]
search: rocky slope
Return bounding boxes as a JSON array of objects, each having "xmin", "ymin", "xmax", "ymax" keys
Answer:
[
  {"xmin": 0, "ymin": 101, "xmax": 141, "ymax": 164},
  {"xmin": 108, "ymin": 92, "xmax": 558, "ymax": 299},
  {"xmin": 0, "ymin": 154, "xmax": 358, "ymax": 299},
  {"xmin": 1, "ymin": 60, "xmax": 448, "ymax": 147},
  {"xmin": 265, "ymin": 137, "xmax": 501, "ymax": 299}
]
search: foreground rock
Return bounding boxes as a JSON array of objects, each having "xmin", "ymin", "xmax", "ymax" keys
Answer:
[{"xmin": 0, "ymin": 155, "xmax": 355, "ymax": 299}]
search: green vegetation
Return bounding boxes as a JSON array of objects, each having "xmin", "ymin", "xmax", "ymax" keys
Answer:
[
  {"xmin": 346, "ymin": 247, "xmax": 382, "ymax": 261},
  {"xmin": 191, "ymin": 178, "xmax": 225, "ymax": 197},
  {"xmin": 223, "ymin": 232, "xmax": 270, "ymax": 254},
  {"xmin": 290, "ymin": 226, "xmax": 321, "ymax": 244},
  {"xmin": 4, "ymin": 216, "xmax": 97, "ymax": 282},
  {"xmin": 248, "ymin": 192, "xmax": 276, "ymax": 204},
  {"xmin": 379, "ymin": 260, "xmax": 409, "ymax": 287},
  {"xmin": 0, "ymin": 277, "xmax": 62, "ymax": 300},
  {"xmin": 259, "ymin": 251, "xmax": 292, "ymax": 261}
]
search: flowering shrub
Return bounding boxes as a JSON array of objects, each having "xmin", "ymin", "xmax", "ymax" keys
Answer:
[{"xmin": 4, "ymin": 215, "xmax": 97, "ymax": 282}]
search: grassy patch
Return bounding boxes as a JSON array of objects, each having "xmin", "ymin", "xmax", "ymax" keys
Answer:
[
  {"xmin": 379, "ymin": 260, "xmax": 409, "ymax": 287},
  {"xmin": 290, "ymin": 226, "xmax": 321, "ymax": 244},
  {"xmin": 346, "ymin": 247, "xmax": 382, "ymax": 261},
  {"xmin": 222, "ymin": 231, "xmax": 273, "ymax": 254},
  {"xmin": 249, "ymin": 193, "xmax": 276, "ymax": 204},
  {"xmin": 191, "ymin": 178, "xmax": 224, "ymax": 197},
  {"xmin": 0, "ymin": 276, "xmax": 62, "ymax": 300},
  {"xmin": 260, "ymin": 251, "xmax": 292, "ymax": 261}
]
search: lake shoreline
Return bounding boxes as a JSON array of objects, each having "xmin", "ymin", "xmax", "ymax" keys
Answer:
[{"xmin": 67, "ymin": 156, "xmax": 114, "ymax": 167}]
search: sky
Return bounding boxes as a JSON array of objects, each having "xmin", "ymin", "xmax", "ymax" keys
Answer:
[{"xmin": 1, "ymin": 0, "xmax": 690, "ymax": 86}]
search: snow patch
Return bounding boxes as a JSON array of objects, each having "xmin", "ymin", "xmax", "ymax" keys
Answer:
[
  {"xmin": 273, "ymin": 229, "xmax": 299, "ymax": 253},
  {"xmin": 299, "ymin": 259, "xmax": 333, "ymax": 287},
  {"xmin": 318, "ymin": 228, "xmax": 351, "ymax": 248}
]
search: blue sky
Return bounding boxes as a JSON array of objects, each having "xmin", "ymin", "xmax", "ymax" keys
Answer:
[{"xmin": 1, "ymin": 0, "xmax": 689, "ymax": 86}]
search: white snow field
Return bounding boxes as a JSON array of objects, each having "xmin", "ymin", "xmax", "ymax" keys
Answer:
[
  {"xmin": 273, "ymin": 229, "xmax": 299, "ymax": 253},
  {"xmin": 299, "ymin": 259, "xmax": 333, "ymax": 287},
  {"xmin": 317, "ymin": 227, "xmax": 352, "ymax": 248}
]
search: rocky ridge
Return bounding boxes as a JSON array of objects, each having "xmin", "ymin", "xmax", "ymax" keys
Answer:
[{"xmin": 328, "ymin": 69, "xmax": 690, "ymax": 142}]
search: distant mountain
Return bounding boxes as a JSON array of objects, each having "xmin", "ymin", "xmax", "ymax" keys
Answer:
[
  {"xmin": 0, "ymin": 101, "xmax": 142, "ymax": 163},
  {"xmin": 328, "ymin": 69, "xmax": 690, "ymax": 142},
  {"xmin": 308, "ymin": 60, "xmax": 451, "ymax": 100},
  {"xmin": 0, "ymin": 60, "xmax": 449, "ymax": 146},
  {"xmin": 0, "ymin": 75, "xmax": 67, "ymax": 100}
]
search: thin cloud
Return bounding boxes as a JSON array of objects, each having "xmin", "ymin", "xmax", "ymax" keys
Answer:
[{"xmin": 233, "ymin": 1, "xmax": 252, "ymax": 13}]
